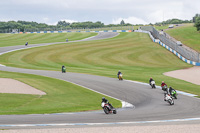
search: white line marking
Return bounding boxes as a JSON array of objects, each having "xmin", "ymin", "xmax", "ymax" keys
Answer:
[
  {"xmin": 1, "ymin": 117, "xmax": 200, "ymax": 127},
  {"xmin": 57, "ymin": 79, "xmax": 134, "ymax": 109}
]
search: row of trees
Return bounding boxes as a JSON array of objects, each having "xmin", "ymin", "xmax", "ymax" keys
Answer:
[
  {"xmin": 0, "ymin": 21, "xmax": 56, "ymax": 33},
  {"xmin": 1, "ymin": 14, "xmax": 200, "ymax": 33},
  {"xmin": 154, "ymin": 18, "xmax": 192, "ymax": 26},
  {"xmin": 0, "ymin": 20, "xmax": 130, "ymax": 33},
  {"xmin": 154, "ymin": 14, "xmax": 200, "ymax": 31}
]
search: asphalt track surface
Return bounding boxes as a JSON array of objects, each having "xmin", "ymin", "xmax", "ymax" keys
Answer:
[{"xmin": 0, "ymin": 32, "xmax": 200, "ymax": 128}]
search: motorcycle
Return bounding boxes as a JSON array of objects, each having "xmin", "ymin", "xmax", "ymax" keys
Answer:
[
  {"xmin": 164, "ymin": 93, "xmax": 174, "ymax": 105},
  {"xmin": 150, "ymin": 80, "xmax": 156, "ymax": 88},
  {"xmin": 162, "ymin": 85, "xmax": 167, "ymax": 91},
  {"xmin": 62, "ymin": 67, "xmax": 66, "ymax": 73},
  {"xmin": 101, "ymin": 102, "xmax": 117, "ymax": 114},
  {"xmin": 171, "ymin": 90, "xmax": 177, "ymax": 99},
  {"xmin": 118, "ymin": 74, "xmax": 123, "ymax": 80}
]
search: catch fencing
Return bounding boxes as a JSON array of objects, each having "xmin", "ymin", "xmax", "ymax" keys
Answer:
[{"xmin": 141, "ymin": 26, "xmax": 200, "ymax": 63}]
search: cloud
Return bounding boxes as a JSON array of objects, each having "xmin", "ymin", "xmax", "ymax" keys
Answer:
[
  {"xmin": 112, "ymin": 17, "xmax": 148, "ymax": 25},
  {"xmin": 61, "ymin": 19, "xmax": 78, "ymax": 24},
  {"xmin": 0, "ymin": 0, "xmax": 200, "ymax": 25}
]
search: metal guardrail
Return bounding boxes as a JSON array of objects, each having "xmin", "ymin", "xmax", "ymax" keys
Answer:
[{"xmin": 141, "ymin": 26, "xmax": 200, "ymax": 62}]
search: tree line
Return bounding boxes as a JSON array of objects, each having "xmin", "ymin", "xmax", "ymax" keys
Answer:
[
  {"xmin": 154, "ymin": 14, "xmax": 200, "ymax": 31},
  {"xmin": 0, "ymin": 20, "xmax": 133, "ymax": 33},
  {"xmin": 0, "ymin": 14, "xmax": 200, "ymax": 33},
  {"xmin": 154, "ymin": 18, "xmax": 192, "ymax": 26}
]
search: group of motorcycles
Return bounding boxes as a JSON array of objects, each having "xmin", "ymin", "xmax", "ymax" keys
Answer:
[
  {"xmin": 150, "ymin": 80, "xmax": 177, "ymax": 105},
  {"xmin": 102, "ymin": 73, "xmax": 178, "ymax": 115}
]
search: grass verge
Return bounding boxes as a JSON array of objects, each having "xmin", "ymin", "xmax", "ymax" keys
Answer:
[
  {"xmin": 0, "ymin": 32, "xmax": 97, "ymax": 47},
  {"xmin": 0, "ymin": 32, "xmax": 199, "ymax": 97},
  {"xmin": 165, "ymin": 23, "xmax": 200, "ymax": 52},
  {"xmin": 0, "ymin": 71, "xmax": 121, "ymax": 115}
]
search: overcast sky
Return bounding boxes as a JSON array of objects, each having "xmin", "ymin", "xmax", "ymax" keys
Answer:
[{"xmin": 0, "ymin": 0, "xmax": 199, "ymax": 25}]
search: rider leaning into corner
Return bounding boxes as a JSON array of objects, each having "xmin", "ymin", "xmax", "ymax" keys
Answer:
[
  {"xmin": 169, "ymin": 86, "xmax": 176, "ymax": 95},
  {"xmin": 161, "ymin": 81, "xmax": 170, "ymax": 100},
  {"xmin": 117, "ymin": 70, "xmax": 122, "ymax": 78},
  {"xmin": 101, "ymin": 97, "xmax": 113, "ymax": 110}
]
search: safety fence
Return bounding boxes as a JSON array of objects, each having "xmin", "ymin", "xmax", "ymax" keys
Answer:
[
  {"xmin": 12, "ymin": 30, "xmax": 133, "ymax": 34},
  {"xmin": 137, "ymin": 27, "xmax": 200, "ymax": 66}
]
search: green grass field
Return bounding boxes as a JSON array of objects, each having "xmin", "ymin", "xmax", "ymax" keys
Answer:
[
  {"xmin": 165, "ymin": 24, "xmax": 200, "ymax": 52},
  {"xmin": 0, "ymin": 32, "xmax": 97, "ymax": 47},
  {"xmin": 154, "ymin": 25, "xmax": 170, "ymax": 30},
  {"xmin": 1, "ymin": 32, "xmax": 199, "ymax": 97},
  {"xmin": 0, "ymin": 71, "xmax": 121, "ymax": 115}
]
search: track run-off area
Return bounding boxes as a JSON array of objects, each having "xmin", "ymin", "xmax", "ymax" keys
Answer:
[{"xmin": 0, "ymin": 32, "xmax": 200, "ymax": 129}]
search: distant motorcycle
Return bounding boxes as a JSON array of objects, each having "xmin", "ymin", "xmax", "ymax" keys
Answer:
[
  {"xmin": 150, "ymin": 80, "xmax": 156, "ymax": 88},
  {"xmin": 118, "ymin": 74, "xmax": 123, "ymax": 80},
  {"xmin": 101, "ymin": 102, "xmax": 117, "ymax": 114},
  {"xmin": 164, "ymin": 93, "xmax": 174, "ymax": 105},
  {"xmin": 62, "ymin": 67, "xmax": 66, "ymax": 73},
  {"xmin": 171, "ymin": 90, "xmax": 177, "ymax": 99}
]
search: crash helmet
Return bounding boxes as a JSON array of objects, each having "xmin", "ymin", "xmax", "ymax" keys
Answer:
[{"xmin": 102, "ymin": 97, "xmax": 105, "ymax": 100}]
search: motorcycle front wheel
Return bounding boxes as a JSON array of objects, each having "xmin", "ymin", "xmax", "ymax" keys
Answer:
[{"xmin": 103, "ymin": 107, "xmax": 109, "ymax": 114}]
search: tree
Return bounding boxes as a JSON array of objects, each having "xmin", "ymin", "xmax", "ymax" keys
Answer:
[
  {"xmin": 194, "ymin": 17, "xmax": 200, "ymax": 31},
  {"xmin": 57, "ymin": 21, "xmax": 70, "ymax": 27},
  {"xmin": 193, "ymin": 14, "xmax": 200, "ymax": 23},
  {"xmin": 120, "ymin": 20, "xmax": 125, "ymax": 25}
]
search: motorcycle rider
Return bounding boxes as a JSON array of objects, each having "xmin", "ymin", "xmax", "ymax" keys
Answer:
[
  {"xmin": 161, "ymin": 81, "xmax": 167, "ymax": 87},
  {"xmin": 117, "ymin": 70, "xmax": 122, "ymax": 78},
  {"xmin": 149, "ymin": 77, "xmax": 154, "ymax": 85},
  {"xmin": 169, "ymin": 86, "xmax": 176, "ymax": 95},
  {"xmin": 62, "ymin": 65, "xmax": 66, "ymax": 73},
  {"xmin": 164, "ymin": 87, "xmax": 171, "ymax": 101},
  {"xmin": 101, "ymin": 97, "xmax": 113, "ymax": 110},
  {"xmin": 25, "ymin": 42, "xmax": 28, "ymax": 46}
]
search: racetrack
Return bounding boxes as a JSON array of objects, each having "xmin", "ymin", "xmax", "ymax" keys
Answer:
[{"xmin": 0, "ymin": 32, "xmax": 200, "ymax": 129}]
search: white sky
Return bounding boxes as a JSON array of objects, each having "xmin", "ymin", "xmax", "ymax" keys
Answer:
[{"xmin": 0, "ymin": 0, "xmax": 199, "ymax": 25}]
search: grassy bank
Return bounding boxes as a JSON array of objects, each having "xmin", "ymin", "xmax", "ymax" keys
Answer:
[
  {"xmin": 165, "ymin": 24, "xmax": 200, "ymax": 52},
  {"xmin": 0, "ymin": 32, "xmax": 97, "ymax": 47},
  {"xmin": 0, "ymin": 32, "xmax": 199, "ymax": 96},
  {"xmin": 0, "ymin": 71, "xmax": 121, "ymax": 115}
]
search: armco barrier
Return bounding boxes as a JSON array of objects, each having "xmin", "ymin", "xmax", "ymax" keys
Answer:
[
  {"xmin": 134, "ymin": 30, "xmax": 200, "ymax": 66},
  {"xmin": 21, "ymin": 30, "xmax": 132, "ymax": 34},
  {"xmin": 141, "ymin": 26, "xmax": 200, "ymax": 62}
]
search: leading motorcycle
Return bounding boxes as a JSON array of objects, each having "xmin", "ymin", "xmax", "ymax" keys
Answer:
[{"xmin": 101, "ymin": 102, "xmax": 117, "ymax": 114}]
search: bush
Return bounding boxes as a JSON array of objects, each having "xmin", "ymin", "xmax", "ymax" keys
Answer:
[{"xmin": 194, "ymin": 17, "xmax": 200, "ymax": 31}]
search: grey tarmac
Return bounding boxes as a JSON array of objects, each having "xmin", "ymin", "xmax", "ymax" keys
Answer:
[{"xmin": 0, "ymin": 32, "xmax": 200, "ymax": 131}]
